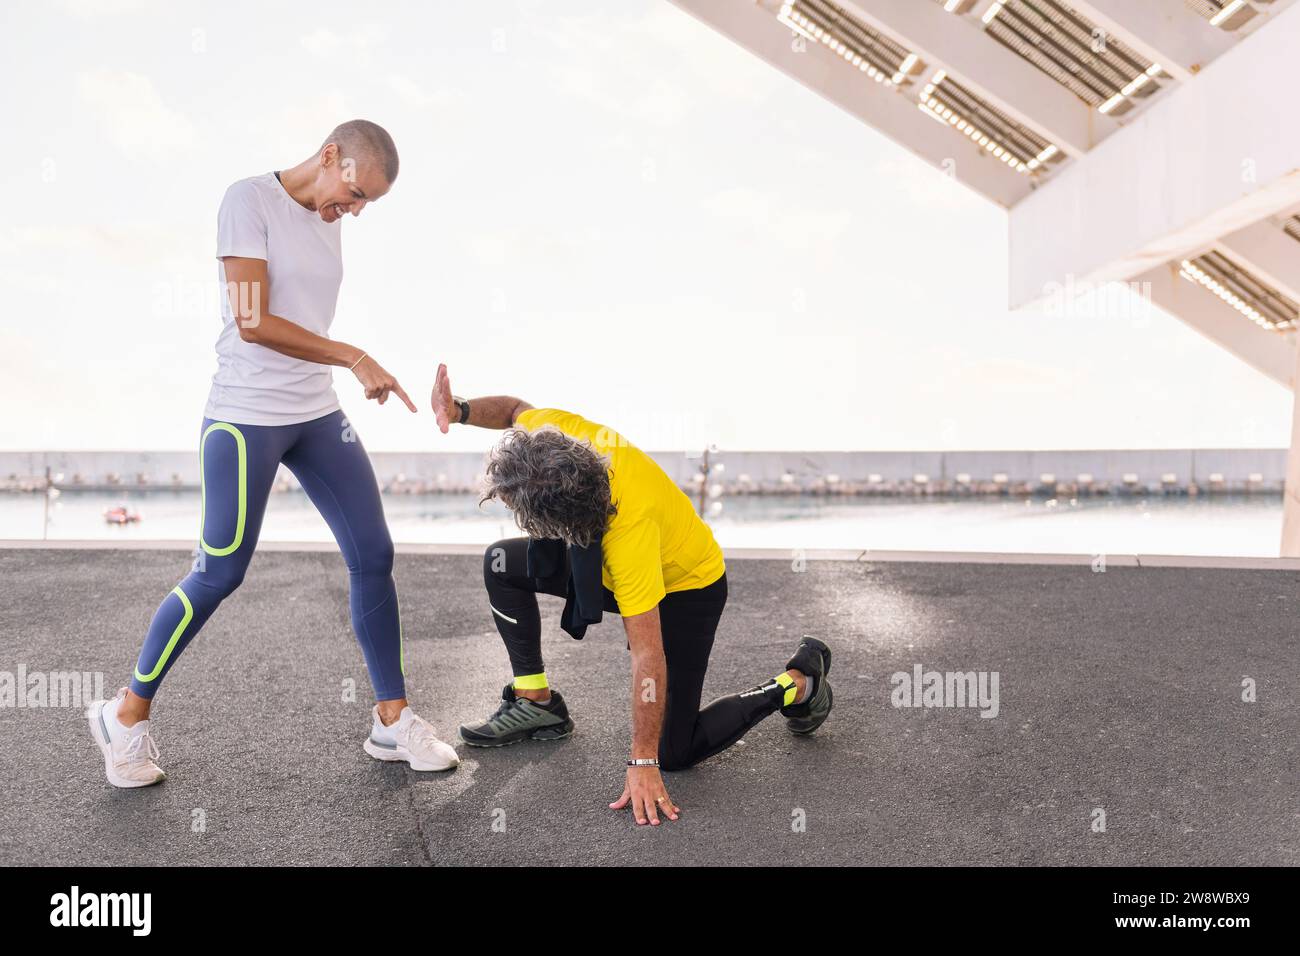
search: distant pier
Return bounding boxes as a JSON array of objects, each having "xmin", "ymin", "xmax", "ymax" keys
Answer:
[{"xmin": 0, "ymin": 448, "xmax": 1287, "ymax": 497}]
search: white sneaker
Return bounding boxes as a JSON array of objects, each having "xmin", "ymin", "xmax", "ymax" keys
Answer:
[
  {"xmin": 86, "ymin": 687, "xmax": 166, "ymax": 788},
  {"xmin": 363, "ymin": 705, "xmax": 459, "ymax": 772}
]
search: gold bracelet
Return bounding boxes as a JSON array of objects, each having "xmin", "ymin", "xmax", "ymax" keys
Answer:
[{"xmin": 349, "ymin": 352, "xmax": 367, "ymax": 371}]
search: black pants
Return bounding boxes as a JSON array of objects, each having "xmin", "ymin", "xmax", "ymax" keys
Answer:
[{"xmin": 483, "ymin": 537, "xmax": 788, "ymax": 770}]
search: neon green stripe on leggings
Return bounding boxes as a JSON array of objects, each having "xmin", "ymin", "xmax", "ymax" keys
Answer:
[
  {"xmin": 200, "ymin": 421, "xmax": 247, "ymax": 557},
  {"xmin": 395, "ymin": 581, "xmax": 406, "ymax": 677},
  {"xmin": 134, "ymin": 586, "xmax": 193, "ymax": 683}
]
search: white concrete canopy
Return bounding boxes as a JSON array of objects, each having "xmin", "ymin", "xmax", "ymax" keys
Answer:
[
  {"xmin": 669, "ymin": 0, "xmax": 1031, "ymax": 207},
  {"xmin": 1067, "ymin": 0, "xmax": 1234, "ymax": 83},
  {"xmin": 835, "ymin": 0, "xmax": 1115, "ymax": 158},
  {"xmin": 1008, "ymin": 0, "xmax": 1300, "ymax": 308},
  {"xmin": 1139, "ymin": 261, "xmax": 1296, "ymax": 389},
  {"xmin": 1214, "ymin": 221, "xmax": 1300, "ymax": 305}
]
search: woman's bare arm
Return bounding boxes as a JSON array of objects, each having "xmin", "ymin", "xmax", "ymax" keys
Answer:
[{"xmin": 222, "ymin": 256, "xmax": 415, "ymax": 410}]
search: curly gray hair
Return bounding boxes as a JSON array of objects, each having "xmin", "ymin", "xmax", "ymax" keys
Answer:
[{"xmin": 480, "ymin": 426, "xmax": 617, "ymax": 547}]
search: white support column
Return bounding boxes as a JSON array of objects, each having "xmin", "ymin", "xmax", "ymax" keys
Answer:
[
  {"xmin": 666, "ymin": 0, "xmax": 1029, "ymax": 206},
  {"xmin": 1282, "ymin": 343, "xmax": 1300, "ymax": 555},
  {"xmin": 1214, "ymin": 221, "xmax": 1300, "ymax": 304},
  {"xmin": 840, "ymin": 0, "xmax": 1113, "ymax": 157},
  {"xmin": 1149, "ymin": 261, "xmax": 1298, "ymax": 557},
  {"xmin": 1139, "ymin": 261, "xmax": 1295, "ymax": 388},
  {"xmin": 1068, "ymin": 0, "xmax": 1235, "ymax": 83},
  {"xmin": 1008, "ymin": 0, "xmax": 1300, "ymax": 308}
]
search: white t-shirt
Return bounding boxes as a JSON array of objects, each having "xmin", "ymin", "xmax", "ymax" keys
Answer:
[{"xmin": 204, "ymin": 172, "xmax": 344, "ymax": 426}]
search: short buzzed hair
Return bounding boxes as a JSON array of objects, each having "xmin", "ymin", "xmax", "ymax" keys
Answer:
[{"xmin": 321, "ymin": 119, "xmax": 399, "ymax": 185}]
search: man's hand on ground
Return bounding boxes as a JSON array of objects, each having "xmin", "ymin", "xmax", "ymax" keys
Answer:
[{"xmin": 610, "ymin": 766, "xmax": 680, "ymax": 825}]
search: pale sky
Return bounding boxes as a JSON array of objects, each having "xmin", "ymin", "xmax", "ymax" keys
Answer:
[{"xmin": 0, "ymin": 0, "xmax": 1292, "ymax": 452}]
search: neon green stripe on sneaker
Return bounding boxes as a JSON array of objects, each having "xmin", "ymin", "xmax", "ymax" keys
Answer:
[
  {"xmin": 134, "ymin": 586, "xmax": 193, "ymax": 683},
  {"xmin": 775, "ymin": 671, "xmax": 798, "ymax": 707}
]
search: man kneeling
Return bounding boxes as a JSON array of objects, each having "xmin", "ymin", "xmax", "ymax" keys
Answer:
[{"xmin": 431, "ymin": 365, "xmax": 833, "ymax": 825}]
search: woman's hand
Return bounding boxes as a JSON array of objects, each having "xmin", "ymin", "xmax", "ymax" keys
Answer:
[
  {"xmin": 430, "ymin": 362, "xmax": 456, "ymax": 433},
  {"xmin": 610, "ymin": 765, "xmax": 680, "ymax": 826},
  {"xmin": 352, "ymin": 355, "xmax": 417, "ymax": 411}
]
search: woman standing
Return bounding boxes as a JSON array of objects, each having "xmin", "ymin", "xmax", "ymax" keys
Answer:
[{"xmin": 87, "ymin": 120, "xmax": 458, "ymax": 787}]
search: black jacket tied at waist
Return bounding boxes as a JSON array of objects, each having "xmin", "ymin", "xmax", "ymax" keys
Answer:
[{"xmin": 525, "ymin": 537, "xmax": 604, "ymax": 640}]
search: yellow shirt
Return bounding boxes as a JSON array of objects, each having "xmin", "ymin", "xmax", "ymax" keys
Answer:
[{"xmin": 514, "ymin": 408, "xmax": 726, "ymax": 616}]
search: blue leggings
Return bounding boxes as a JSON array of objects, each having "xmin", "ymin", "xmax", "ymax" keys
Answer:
[{"xmin": 130, "ymin": 410, "xmax": 405, "ymax": 701}]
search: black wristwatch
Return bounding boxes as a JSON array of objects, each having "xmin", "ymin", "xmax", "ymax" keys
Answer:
[{"xmin": 453, "ymin": 397, "xmax": 470, "ymax": 424}]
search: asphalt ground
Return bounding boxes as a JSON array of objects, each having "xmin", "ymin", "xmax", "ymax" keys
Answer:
[{"xmin": 1, "ymin": 547, "xmax": 1295, "ymax": 865}]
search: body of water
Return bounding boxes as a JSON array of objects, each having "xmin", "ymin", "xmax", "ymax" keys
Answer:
[{"xmin": 2, "ymin": 490, "xmax": 1286, "ymax": 556}]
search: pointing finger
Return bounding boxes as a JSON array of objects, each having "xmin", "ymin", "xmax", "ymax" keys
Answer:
[{"xmin": 394, "ymin": 382, "xmax": 417, "ymax": 413}]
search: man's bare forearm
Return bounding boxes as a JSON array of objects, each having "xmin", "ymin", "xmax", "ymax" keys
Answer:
[
  {"xmin": 625, "ymin": 609, "xmax": 667, "ymax": 761},
  {"xmin": 453, "ymin": 396, "xmax": 532, "ymax": 429}
]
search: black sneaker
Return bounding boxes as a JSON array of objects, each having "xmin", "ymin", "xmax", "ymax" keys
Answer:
[
  {"xmin": 459, "ymin": 683, "xmax": 575, "ymax": 747},
  {"xmin": 781, "ymin": 637, "xmax": 833, "ymax": 735}
]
